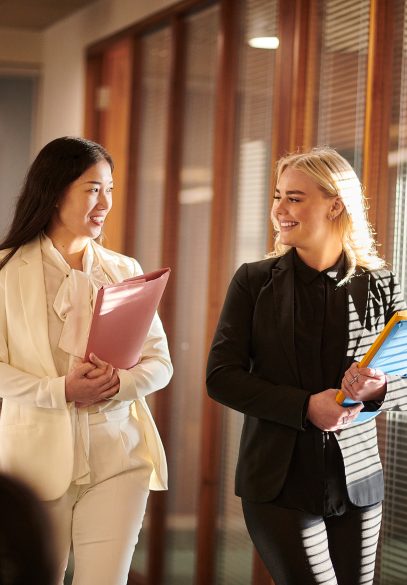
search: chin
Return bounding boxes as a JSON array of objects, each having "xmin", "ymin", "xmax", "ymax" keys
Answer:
[
  {"xmin": 279, "ymin": 236, "xmax": 297, "ymax": 248},
  {"xmin": 87, "ymin": 225, "xmax": 102, "ymax": 236}
]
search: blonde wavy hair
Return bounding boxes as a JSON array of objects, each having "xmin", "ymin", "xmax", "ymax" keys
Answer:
[{"xmin": 268, "ymin": 146, "xmax": 385, "ymax": 283}]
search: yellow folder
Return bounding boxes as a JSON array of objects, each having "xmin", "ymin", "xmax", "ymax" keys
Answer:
[{"xmin": 336, "ymin": 310, "xmax": 407, "ymax": 405}]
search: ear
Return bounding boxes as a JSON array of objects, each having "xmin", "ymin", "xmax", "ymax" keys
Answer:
[{"xmin": 329, "ymin": 197, "xmax": 344, "ymax": 220}]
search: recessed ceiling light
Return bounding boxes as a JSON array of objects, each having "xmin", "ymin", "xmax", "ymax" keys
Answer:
[{"xmin": 248, "ymin": 36, "xmax": 280, "ymax": 50}]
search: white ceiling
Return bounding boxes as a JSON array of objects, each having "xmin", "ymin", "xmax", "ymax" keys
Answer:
[{"xmin": 0, "ymin": 0, "xmax": 100, "ymax": 30}]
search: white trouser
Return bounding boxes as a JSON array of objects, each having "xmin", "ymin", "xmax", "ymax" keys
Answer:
[{"xmin": 44, "ymin": 405, "xmax": 153, "ymax": 585}]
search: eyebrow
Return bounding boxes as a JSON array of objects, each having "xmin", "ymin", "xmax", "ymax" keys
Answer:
[
  {"xmin": 275, "ymin": 188, "xmax": 306, "ymax": 195},
  {"xmin": 83, "ymin": 180, "xmax": 113, "ymax": 185}
]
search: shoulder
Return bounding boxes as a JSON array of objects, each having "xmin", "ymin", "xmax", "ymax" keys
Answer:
[
  {"xmin": 231, "ymin": 254, "xmax": 288, "ymax": 302},
  {"xmin": 0, "ymin": 239, "xmax": 38, "ymax": 269},
  {"xmin": 236, "ymin": 253, "xmax": 290, "ymax": 283},
  {"xmin": 245, "ymin": 256, "xmax": 282, "ymax": 277},
  {"xmin": 358, "ymin": 267, "xmax": 405, "ymax": 308},
  {"xmin": 368, "ymin": 267, "xmax": 398, "ymax": 289},
  {"xmin": 0, "ymin": 248, "xmax": 12, "ymax": 261},
  {"xmin": 92, "ymin": 242, "xmax": 142, "ymax": 276}
]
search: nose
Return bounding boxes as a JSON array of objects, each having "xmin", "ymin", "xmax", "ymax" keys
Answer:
[
  {"xmin": 273, "ymin": 198, "xmax": 287, "ymax": 216},
  {"xmin": 97, "ymin": 189, "xmax": 111, "ymax": 209}
]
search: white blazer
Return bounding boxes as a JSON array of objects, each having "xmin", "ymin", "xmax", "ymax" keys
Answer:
[{"xmin": 0, "ymin": 237, "xmax": 173, "ymax": 500}]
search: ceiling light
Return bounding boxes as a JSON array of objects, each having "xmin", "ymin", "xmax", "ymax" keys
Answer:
[{"xmin": 248, "ymin": 36, "xmax": 279, "ymax": 50}]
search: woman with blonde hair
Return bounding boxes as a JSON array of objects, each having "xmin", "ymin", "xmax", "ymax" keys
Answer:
[{"xmin": 207, "ymin": 147, "xmax": 407, "ymax": 585}]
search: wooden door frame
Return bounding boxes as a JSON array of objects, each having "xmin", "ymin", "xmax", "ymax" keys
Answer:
[{"xmin": 362, "ymin": 0, "xmax": 394, "ymax": 254}]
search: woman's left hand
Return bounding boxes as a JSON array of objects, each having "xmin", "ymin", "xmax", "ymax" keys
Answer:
[
  {"xmin": 341, "ymin": 362, "xmax": 386, "ymax": 402},
  {"xmin": 75, "ymin": 353, "xmax": 120, "ymax": 407}
]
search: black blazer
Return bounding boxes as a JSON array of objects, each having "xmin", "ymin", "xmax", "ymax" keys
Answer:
[{"xmin": 206, "ymin": 250, "xmax": 407, "ymax": 505}]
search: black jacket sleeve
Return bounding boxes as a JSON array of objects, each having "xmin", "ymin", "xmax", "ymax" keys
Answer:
[{"xmin": 206, "ymin": 263, "xmax": 310, "ymax": 430}]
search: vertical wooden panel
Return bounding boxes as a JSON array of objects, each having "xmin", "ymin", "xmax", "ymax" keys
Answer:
[
  {"xmin": 99, "ymin": 38, "xmax": 133, "ymax": 253},
  {"xmin": 252, "ymin": 551, "xmax": 275, "ymax": 585},
  {"xmin": 299, "ymin": 0, "xmax": 320, "ymax": 150},
  {"xmin": 271, "ymin": 0, "xmax": 296, "ymax": 163},
  {"xmin": 124, "ymin": 37, "xmax": 144, "ymax": 256},
  {"xmin": 362, "ymin": 0, "xmax": 394, "ymax": 254},
  {"xmin": 289, "ymin": 0, "xmax": 312, "ymax": 151},
  {"xmin": 195, "ymin": 0, "xmax": 240, "ymax": 584},
  {"xmin": 146, "ymin": 16, "xmax": 186, "ymax": 585},
  {"xmin": 84, "ymin": 54, "xmax": 103, "ymax": 142}
]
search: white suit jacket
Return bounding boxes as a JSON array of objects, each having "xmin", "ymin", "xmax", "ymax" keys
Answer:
[{"xmin": 0, "ymin": 237, "xmax": 173, "ymax": 500}]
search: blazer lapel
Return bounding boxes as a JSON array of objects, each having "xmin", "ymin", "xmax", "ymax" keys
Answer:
[
  {"xmin": 272, "ymin": 251, "xmax": 300, "ymax": 385},
  {"xmin": 92, "ymin": 242, "xmax": 134, "ymax": 283},
  {"xmin": 346, "ymin": 270, "xmax": 370, "ymax": 360},
  {"xmin": 19, "ymin": 239, "xmax": 59, "ymax": 377}
]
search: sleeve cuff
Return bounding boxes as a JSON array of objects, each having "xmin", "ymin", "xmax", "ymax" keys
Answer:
[
  {"xmin": 49, "ymin": 376, "xmax": 67, "ymax": 409},
  {"xmin": 301, "ymin": 393, "xmax": 311, "ymax": 429},
  {"xmin": 115, "ymin": 369, "xmax": 139, "ymax": 401}
]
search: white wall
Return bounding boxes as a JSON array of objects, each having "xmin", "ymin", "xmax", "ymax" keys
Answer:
[{"xmin": 39, "ymin": 0, "xmax": 178, "ymax": 150}]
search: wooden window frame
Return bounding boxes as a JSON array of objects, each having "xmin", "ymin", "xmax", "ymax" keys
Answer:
[{"xmin": 362, "ymin": 0, "xmax": 394, "ymax": 253}]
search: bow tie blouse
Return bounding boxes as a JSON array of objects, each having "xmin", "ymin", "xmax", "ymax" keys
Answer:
[{"xmin": 40, "ymin": 234, "xmax": 143, "ymax": 485}]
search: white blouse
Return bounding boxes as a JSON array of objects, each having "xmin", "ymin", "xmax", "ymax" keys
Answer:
[{"xmin": 40, "ymin": 234, "xmax": 139, "ymax": 484}]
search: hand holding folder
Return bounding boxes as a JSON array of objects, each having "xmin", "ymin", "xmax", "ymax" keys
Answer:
[
  {"xmin": 336, "ymin": 310, "xmax": 407, "ymax": 422},
  {"xmin": 84, "ymin": 267, "xmax": 170, "ymax": 369}
]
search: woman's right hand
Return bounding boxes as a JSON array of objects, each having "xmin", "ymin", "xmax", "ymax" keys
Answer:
[
  {"xmin": 65, "ymin": 358, "xmax": 119, "ymax": 405},
  {"xmin": 307, "ymin": 388, "xmax": 364, "ymax": 431}
]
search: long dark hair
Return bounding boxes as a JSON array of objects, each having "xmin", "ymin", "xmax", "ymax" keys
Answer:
[{"xmin": 0, "ymin": 136, "xmax": 113, "ymax": 269}]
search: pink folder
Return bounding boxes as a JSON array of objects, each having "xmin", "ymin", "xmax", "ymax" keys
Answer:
[{"xmin": 84, "ymin": 267, "xmax": 170, "ymax": 369}]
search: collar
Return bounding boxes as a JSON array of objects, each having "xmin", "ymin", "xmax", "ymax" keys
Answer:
[
  {"xmin": 40, "ymin": 233, "xmax": 94, "ymax": 276},
  {"xmin": 293, "ymin": 249, "xmax": 346, "ymax": 285}
]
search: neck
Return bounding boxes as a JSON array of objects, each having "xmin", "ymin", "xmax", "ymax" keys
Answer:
[
  {"xmin": 295, "ymin": 241, "xmax": 343, "ymax": 272},
  {"xmin": 45, "ymin": 231, "xmax": 89, "ymax": 270}
]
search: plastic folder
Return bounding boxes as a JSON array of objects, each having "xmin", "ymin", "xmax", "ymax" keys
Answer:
[
  {"xmin": 84, "ymin": 267, "xmax": 170, "ymax": 369},
  {"xmin": 336, "ymin": 310, "xmax": 407, "ymax": 422}
]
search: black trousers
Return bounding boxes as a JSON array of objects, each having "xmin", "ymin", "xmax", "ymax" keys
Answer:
[{"xmin": 242, "ymin": 499, "xmax": 382, "ymax": 585}]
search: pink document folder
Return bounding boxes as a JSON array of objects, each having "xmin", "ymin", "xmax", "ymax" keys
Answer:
[{"xmin": 84, "ymin": 267, "xmax": 170, "ymax": 369}]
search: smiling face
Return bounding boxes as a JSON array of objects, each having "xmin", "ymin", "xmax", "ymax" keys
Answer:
[
  {"xmin": 47, "ymin": 159, "xmax": 113, "ymax": 251},
  {"xmin": 272, "ymin": 166, "xmax": 344, "ymax": 260}
]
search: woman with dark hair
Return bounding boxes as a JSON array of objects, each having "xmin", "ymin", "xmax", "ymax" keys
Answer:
[
  {"xmin": 207, "ymin": 147, "xmax": 407, "ymax": 585},
  {"xmin": 0, "ymin": 137, "xmax": 173, "ymax": 585},
  {"xmin": 0, "ymin": 473, "xmax": 57, "ymax": 585}
]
